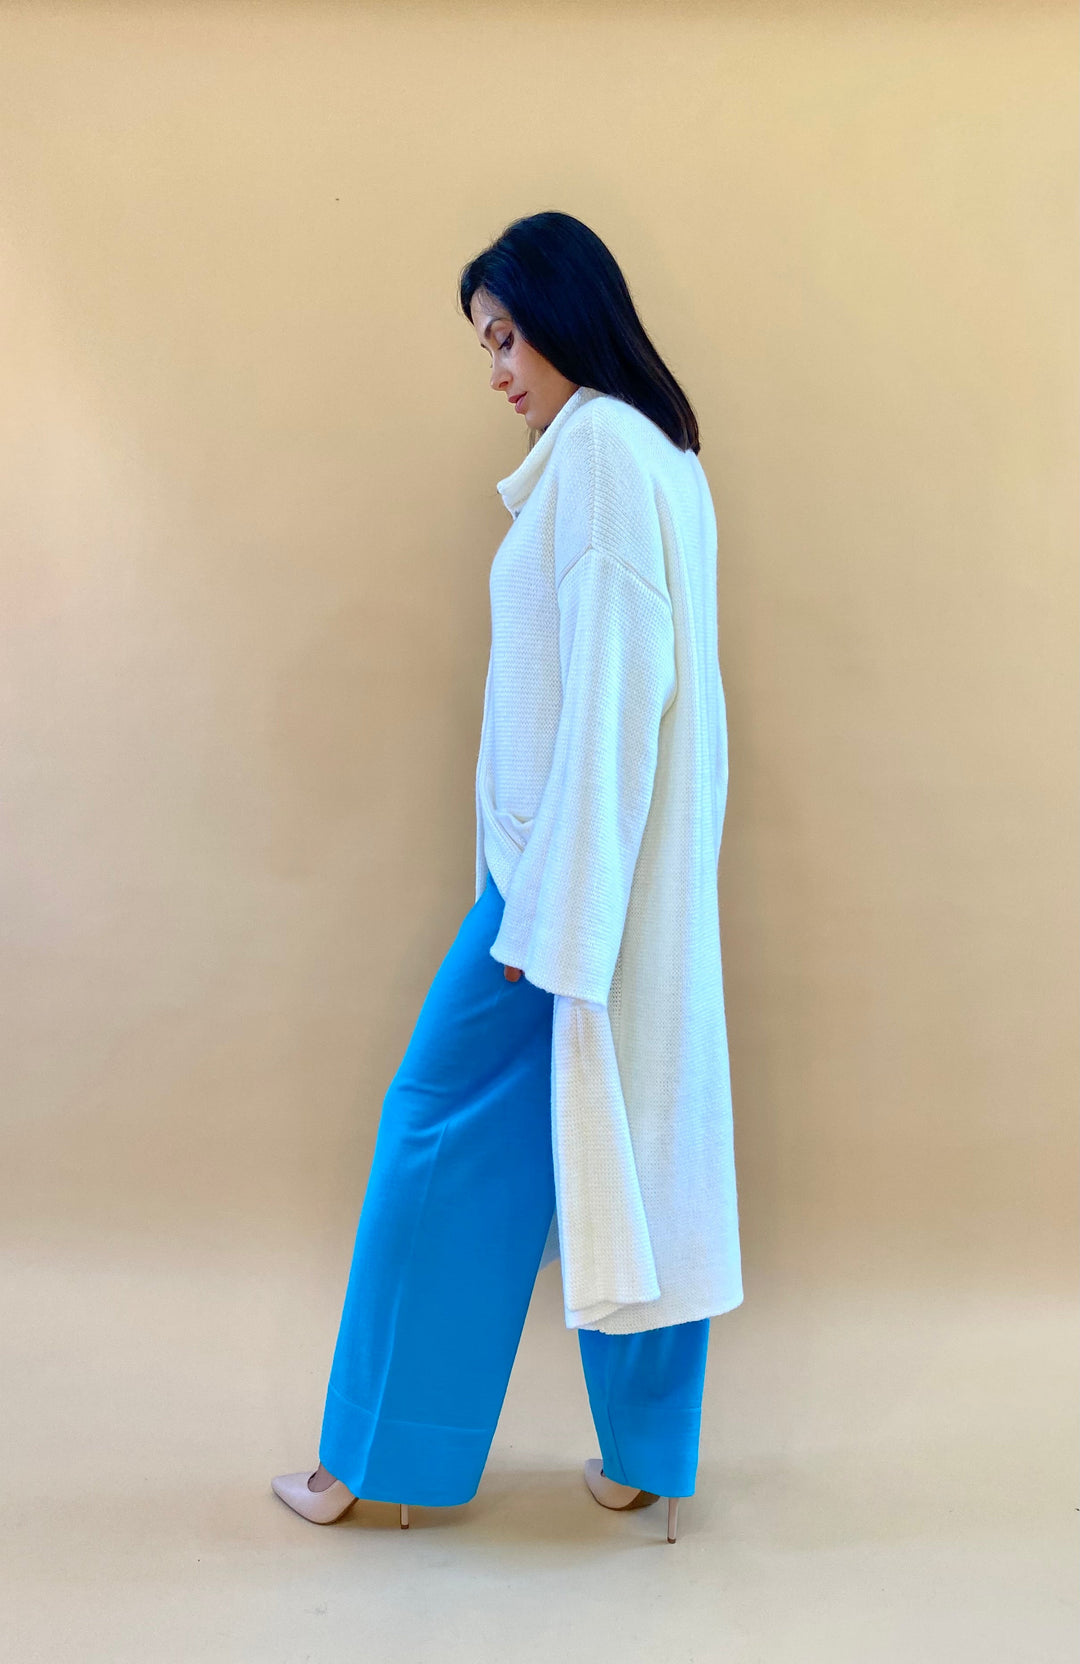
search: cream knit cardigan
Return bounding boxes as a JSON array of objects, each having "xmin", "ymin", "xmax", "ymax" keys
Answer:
[{"xmin": 474, "ymin": 385, "xmax": 743, "ymax": 1334}]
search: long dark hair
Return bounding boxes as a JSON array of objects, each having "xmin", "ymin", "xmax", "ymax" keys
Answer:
[{"xmin": 458, "ymin": 211, "xmax": 700, "ymax": 455}]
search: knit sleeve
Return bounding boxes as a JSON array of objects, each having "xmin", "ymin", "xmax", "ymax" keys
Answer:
[{"xmin": 487, "ymin": 543, "xmax": 676, "ymax": 1006}]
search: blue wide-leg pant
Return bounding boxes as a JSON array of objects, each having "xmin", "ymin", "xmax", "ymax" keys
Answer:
[{"xmin": 318, "ymin": 867, "xmax": 710, "ymax": 1508}]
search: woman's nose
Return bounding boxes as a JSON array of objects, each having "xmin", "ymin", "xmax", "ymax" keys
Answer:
[{"xmin": 490, "ymin": 360, "xmax": 510, "ymax": 391}]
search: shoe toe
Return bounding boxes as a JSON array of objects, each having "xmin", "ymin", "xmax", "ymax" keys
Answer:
[
  {"xmin": 271, "ymin": 1469, "xmax": 310, "ymax": 1501},
  {"xmin": 271, "ymin": 1469, "xmax": 355, "ymax": 1524},
  {"xmin": 583, "ymin": 1457, "xmax": 659, "ymax": 1511}
]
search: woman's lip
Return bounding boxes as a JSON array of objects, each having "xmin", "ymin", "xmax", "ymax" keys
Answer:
[{"xmin": 512, "ymin": 393, "xmax": 527, "ymax": 409}]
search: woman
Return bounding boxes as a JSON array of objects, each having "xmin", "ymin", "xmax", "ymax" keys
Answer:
[{"xmin": 272, "ymin": 211, "xmax": 742, "ymax": 1544}]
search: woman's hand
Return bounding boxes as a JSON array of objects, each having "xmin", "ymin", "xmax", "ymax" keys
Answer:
[{"xmin": 504, "ymin": 964, "xmax": 523, "ymax": 982}]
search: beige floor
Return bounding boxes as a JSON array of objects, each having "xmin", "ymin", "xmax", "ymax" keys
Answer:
[{"xmin": 3, "ymin": 1247, "xmax": 1074, "ymax": 1664}]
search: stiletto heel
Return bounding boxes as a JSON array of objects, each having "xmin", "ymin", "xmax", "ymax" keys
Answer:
[
  {"xmin": 399, "ymin": 1504, "xmax": 410, "ymax": 1528},
  {"xmin": 666, "ymin": 1497, "xmax": 679, "ymax": 1542}
]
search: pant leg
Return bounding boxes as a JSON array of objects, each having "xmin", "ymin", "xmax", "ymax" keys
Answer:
[
  {"xmin": 319, "ymin": 869, "xmax": 556, "ymax": 1507},
  {"xmin": 577, "ymin": 1318, "xmax": 711, "ymax": 1498}
]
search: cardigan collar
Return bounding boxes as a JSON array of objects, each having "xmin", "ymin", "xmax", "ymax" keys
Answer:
[{"xmin": 496, "ymin": 385, "xmax": 605, "ymax": 519}]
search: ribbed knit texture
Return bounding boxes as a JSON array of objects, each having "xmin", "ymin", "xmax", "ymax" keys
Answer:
[{"xmin": 474, "ymin": 386, "xmax": 743, "ymax": 1333}]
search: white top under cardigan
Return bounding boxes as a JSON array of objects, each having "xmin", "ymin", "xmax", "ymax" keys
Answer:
[{"xmin": 474, "ymin": 384, "xmax": 743, "ymax": 1334}]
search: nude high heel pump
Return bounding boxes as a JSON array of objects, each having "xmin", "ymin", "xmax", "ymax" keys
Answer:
[
  {"xmin": 582, "ymin": 1457, "xmax": 681, "ymax": 1542},
  {"xmin": 271, "ymin": 1469, "xmax": 410, "ymax": 1529}
]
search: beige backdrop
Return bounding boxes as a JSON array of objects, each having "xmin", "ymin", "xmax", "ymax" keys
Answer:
[{"xmin": 1, "ymin": 4, "xmax": 1076, "ymax": 1661}]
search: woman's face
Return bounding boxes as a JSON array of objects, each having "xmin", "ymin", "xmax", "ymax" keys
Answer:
[{"xmin": 469, "ymin": 289, "xmax": 579, "ymax": 433}]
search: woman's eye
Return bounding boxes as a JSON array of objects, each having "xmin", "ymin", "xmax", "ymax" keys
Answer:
[{"xmin": 499, "ymin": 334, "xmax": 513, "ymax": 352}]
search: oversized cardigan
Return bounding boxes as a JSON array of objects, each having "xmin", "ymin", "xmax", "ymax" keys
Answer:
[{"xmin": 473, "ymin": 385, "xmax": 743, "ymax": 1333}]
